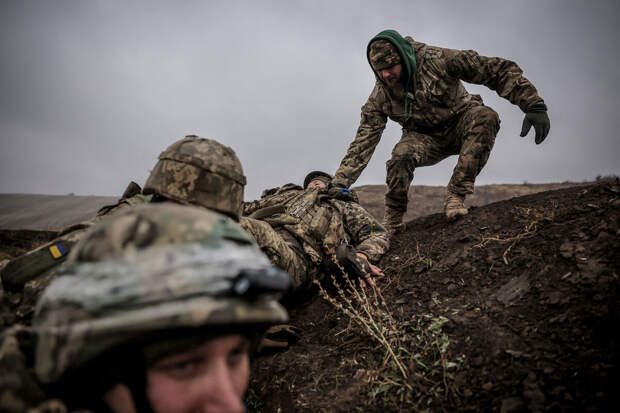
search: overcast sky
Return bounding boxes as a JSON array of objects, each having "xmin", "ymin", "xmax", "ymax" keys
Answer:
[{"xmin": 1, "ymin": 0, "xmax": 618, "ymax": 200}]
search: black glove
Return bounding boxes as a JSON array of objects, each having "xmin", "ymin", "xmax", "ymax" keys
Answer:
[
  {"xmin": 333, "ymin": 243, "xmax": 371, "ymax": 279},
  {"xmin": 520, "ymin": 102, "xmax": 550, "ymax": 144},
  {"xmin": 327, "ymin": 182, "xmax": 356, "ymax": 202}
]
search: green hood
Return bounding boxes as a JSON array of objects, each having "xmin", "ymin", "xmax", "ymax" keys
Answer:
[{"xmin": 367, "ymin": 29, "xmax": 417, "ymax": 116}]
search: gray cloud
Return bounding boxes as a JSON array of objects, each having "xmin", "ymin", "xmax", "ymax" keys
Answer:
[{"xmin": 1, "ymin": 0, "xmax": 618, "ymax": 200}]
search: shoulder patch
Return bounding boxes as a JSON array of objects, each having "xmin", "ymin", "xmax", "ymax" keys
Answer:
[{"xmin": 48, "ymin": 242, "xmax": 69, "ymax": 259}]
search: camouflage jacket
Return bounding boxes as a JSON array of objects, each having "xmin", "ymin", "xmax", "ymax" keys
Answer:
[
  {"xmin": 243, "ymin": 185, "xmax": 389, "ymax": 263},
  {"xmin": 333, "ymin": 37, "xmax": 545, "ymax": 188},
  {"xmin": 0, "ymin": 325, "xmax": 92, "ymax": 413},
  {"xmin": 0, "ymin": 193, "xmax": 152, "ymax": 325}
]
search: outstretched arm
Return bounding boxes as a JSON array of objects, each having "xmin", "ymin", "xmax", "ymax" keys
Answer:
[
  {"xmin": 444, "ymin": 48, "xmax": 544, "ymax": 111},
  {"xmin": 332, "ymin": 84, "xmax": 388, "ymax": 188},
  {"xmin": 444, "ymin": 48, "xmax": 550, "ymax": 143},
  {"xmin": 342, "ymin": 202, "xmax": 390, "ymax": 262}
]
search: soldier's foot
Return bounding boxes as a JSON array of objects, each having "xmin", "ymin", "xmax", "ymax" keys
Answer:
[
  {"xmin": 445, "ymin": 193, "xmax": 468, "ymax": 221},
  {"xmin": 385, "ymin": 222, "xmax": 405, "ymax": 236},
  {"xmin": 383, "ymin": 208, "xmax": 405, "ymax": 236}
]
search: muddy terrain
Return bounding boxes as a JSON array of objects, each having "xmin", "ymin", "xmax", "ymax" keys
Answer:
[
  {"xmin": 248, "ymin": 181, "xmax": 619, "ymax": 412},
  {"xmin": 0, "ymin": 182, "xmax": 617, "ymax": 412}
]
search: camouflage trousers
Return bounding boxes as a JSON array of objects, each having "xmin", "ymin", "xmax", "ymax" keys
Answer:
[
  {"xmin": 240, "ymin": 217, "xmax": 313, "ymax": 289},
  {"xmin": 385, "ymin": 105, "xmax": 500, "ymax": 212}
]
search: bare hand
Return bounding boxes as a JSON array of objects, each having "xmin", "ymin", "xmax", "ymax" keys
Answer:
[{"xmin": 356, "ymin": 252, "xmax": 384, "ymax": 277}]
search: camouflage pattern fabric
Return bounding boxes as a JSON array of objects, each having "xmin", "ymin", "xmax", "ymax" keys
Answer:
[
  {"xmin": 0, "ymin": 325, "xmax": 46, "ymax": 412},
  {"xmin": 0, "ymin": 194, "xmax": 152, "ymax": 297},
  {"xmin": 241, "ymin": 217, "xmax": 311, "ymax": 289},
  {"xmin": 143, "ymin": 135, "xmax": 246, "ymax": 220},
  {"xmin": 33, "ymin": 203, "xmax": 289, "ymax": 384},
  {"xmin": 243, "ymin": 186, "xmax": 389, "ymax": 286},
  {"xmin": 368, "ymin": 39, "xmax": 401, "ymax": 71},
  {"xmin": 333, "ymin": 36, "xmax": 545, "ymax": 214},
  {"xmin": 2, "ymin": 135, "xmax": 248, "ymax": 293},
  {"xmin": 386, "ymin": 105, "xmax": 500, "ymax": 213},
  {"xmin": 67, "ymin": 202, "xmax": 252, "ymax": 263}
]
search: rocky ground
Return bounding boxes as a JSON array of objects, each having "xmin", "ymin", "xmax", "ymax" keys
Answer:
[{"xmin": 248, "ymin": 181, "xmax": 619, "ymax": 412}]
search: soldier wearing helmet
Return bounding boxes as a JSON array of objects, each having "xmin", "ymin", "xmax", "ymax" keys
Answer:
[
  {"xmin": 0, "ymin": 135, "xmax": 246, "ymax": 297},
  {"xmin": 241, "ymin": 170, "xmax": 389, "ymax": 291},
  {"xmin": 142, "ymin": 134, "xmax": 246, "ymax": 220},
  {"xmin": 31, "ymin": 203, "xmax": 289, "ymax": 413}
]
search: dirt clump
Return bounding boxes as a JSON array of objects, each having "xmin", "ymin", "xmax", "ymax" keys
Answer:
[{"xmin": 248, "ymin": 181, "xmax": 619, "ymax": 412}]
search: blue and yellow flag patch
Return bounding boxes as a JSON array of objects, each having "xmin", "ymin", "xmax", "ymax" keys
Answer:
[{"xmin": 48, "ymin": 242, "xmax": 69, "ymax": 259}]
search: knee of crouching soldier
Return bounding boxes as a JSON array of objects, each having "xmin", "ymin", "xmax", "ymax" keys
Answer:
[
  {"xmin": 386, "ymin": 156, "xmax": 416, "ymax": 176},
  {"xmin": 476, "ymin": 106, "xmax": 500, "ymax": 136}
]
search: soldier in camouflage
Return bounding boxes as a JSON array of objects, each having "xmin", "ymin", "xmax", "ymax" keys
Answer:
[
  {"xmin": 241, "ymin": 171, "xmax": 389, "ymax": 291},
  {"xmin": 332, "ymin": 29, "xmax": 551, "ymax": 232},
  {"xmin": 0, "ymin": 135, "xmax": 245, "ymax": 300},
  {"xmin": 24, "ymin": 203, "xmax": 289, "ymax": 413},
  {"xmin": 0, "ymin": 137, "xmax": 261, "ymax": 412}
]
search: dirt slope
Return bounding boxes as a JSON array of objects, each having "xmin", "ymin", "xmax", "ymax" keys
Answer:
[
  {"xmin": 248, "ymin": 181, "xmax": 619, "ymax": 412},
  {"xmin": 353, "ymin": 182, "xmax": 587, "ymax": 222}
]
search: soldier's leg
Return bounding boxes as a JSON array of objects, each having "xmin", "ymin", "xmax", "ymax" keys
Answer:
[
  {"xmin": 446, "ymin": 106, "xmax": 500, "ymax": 219},
  {"xmin": 385, "ymin": 131, "xmax": 448, "ymax": 231},
  {"xmin": 239, "ymin": 217, "xmax": 308, "ymax": 289}
]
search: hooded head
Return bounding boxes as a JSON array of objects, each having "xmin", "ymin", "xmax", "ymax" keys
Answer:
[
  {"xmin": 367, "ymin": 30, "xmax": 418, "ymax": 117},
  {"xmin": 367, "ymin": 29, "xmax": 417, "ymax": 89},
  {"xmin": 368, "ymin": 40, "xmax": 401, "ymax": 71}
]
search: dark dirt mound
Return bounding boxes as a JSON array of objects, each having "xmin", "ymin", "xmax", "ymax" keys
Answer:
[
  {"xmin": 354, "ymin": 182, "xmax": 589, "ymax": 223},
  {"xmin": 248, "ymin": 181, "xmax": 619, "ymax": 412}
]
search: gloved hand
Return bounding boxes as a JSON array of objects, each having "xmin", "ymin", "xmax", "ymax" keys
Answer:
[
  {"xmin": 520, "ymin": 102, "xmax": 550, "ymax": 144},
  {"xmin": 327, "ymin": 182, "xmax": 356, "ymax": 202}
]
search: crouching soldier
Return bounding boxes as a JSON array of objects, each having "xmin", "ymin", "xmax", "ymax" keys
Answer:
[
  {"xmin": 241, "ymin": 171, "xmax": 389, "ymax": 292},
  {"xmin": 13, "ymin": 203, "xmax": 289, "ymax": 413},
  {"xmin": 333, "ymin": 29, "xmax": 550, "ymax": 232}
]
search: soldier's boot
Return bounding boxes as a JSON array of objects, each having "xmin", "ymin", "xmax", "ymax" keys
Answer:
[
  {"xmin": 383, "ymin": 207, "xmax": 405, "ymax": 235},
  {"xmin": 445, "ymin": 192, "xmax": 468, "ymax": 221}
]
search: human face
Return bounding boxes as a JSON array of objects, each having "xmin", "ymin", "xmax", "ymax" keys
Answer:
[
  {"xmin": 377, "ymin": 63, "xmax": 403, "ymax": 87},
  {"xmin": 146, "ymin": 334, "xmax": 250, "ymax": 413},
  {"xmin": 308, "ymin": 179, "xmax": 327, "ymax": 189}
]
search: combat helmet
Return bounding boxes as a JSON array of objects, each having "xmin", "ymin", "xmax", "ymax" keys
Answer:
[
  {"xmin": 33, "ymin": 203, "xmax": 289, "ymax": 386},
  {"xmin": 303, "ymin": 170, "xmax": 332, "ymax": 189},
  {"xmin": 143, "ymin": 135, "xmax": 247, "ymax": 220}
]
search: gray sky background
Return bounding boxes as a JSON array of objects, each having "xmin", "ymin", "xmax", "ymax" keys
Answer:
[{"xmin": 1, "ymin": 0, "xmax": 618, "ymax": 200}]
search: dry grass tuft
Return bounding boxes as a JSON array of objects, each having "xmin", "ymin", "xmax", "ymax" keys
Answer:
[
  {"xmin": 474, "ymin": 203, "xmax": 558, "ymax": 264},
  {"xmin": 315, "ymin": 262, "xmax": 464, "ymax": 409}
]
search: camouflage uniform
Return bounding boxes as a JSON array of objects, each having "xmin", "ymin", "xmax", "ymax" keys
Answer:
[
  {"xmin": 143, "ymin": 134, "xmax": 246, "ymax": 220},
  {"xmin": 333, "ymin": 32, "xmax": 546, "ymax": 227},
  {"xmin": 0, "ymin": 137, "xmax": 256, "ymax": 412},
  {"xmin": 2, "ymin": 204, "xmax": 288, "ymax": 412},
  {"xmin": 242, "ymin": 184, "xmax": 389, "ymax": 289},
  {"xmin": 0, "ymin": 134, "xmax": 244, "ymax": 300},
  {"xmin": 0, "ymin": 193, "xmax": 152, "ymax": 294}
]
